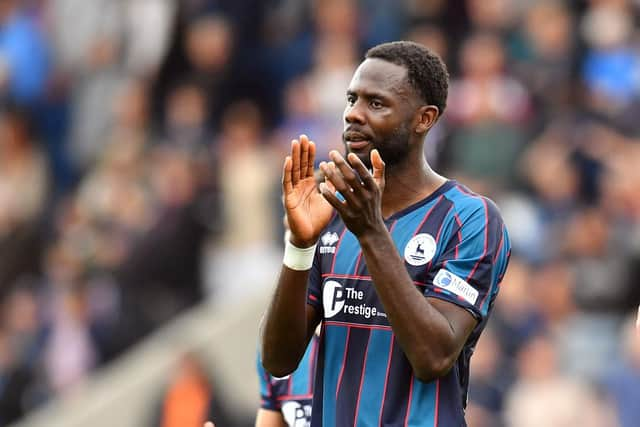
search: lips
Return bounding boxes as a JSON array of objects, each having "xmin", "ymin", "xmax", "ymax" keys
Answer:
[
  {"xmin": 348, "ymin": 140, "xmax": 370, "ymax": 150},
  {"xmin": 343, "ymin": 130, "xmax": 372, "ymax": 151}
]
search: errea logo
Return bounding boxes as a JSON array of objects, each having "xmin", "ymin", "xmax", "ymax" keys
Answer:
[{"xmin": 320, "ymin": 231, "xmax": 339, "ymax": 254}]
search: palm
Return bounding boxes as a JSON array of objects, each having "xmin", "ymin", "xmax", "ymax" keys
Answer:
[
  {"xmin": 285, "ymin": 176, "xmax": 333, "ymax": 243},
  {"xmin": 282, "ymin": 136, "xmax": 333, "ymax": 246}
]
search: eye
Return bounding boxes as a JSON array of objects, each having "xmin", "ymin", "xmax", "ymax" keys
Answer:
[
  {"xmin": 370, "ymin": 99, "xmax": 383, "ymax": 109},
  {"xmin": 346, "ymin": 94, "xmax": 356, "ymax": 106}
]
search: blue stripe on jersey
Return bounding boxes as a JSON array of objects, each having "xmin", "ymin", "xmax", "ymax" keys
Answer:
[
  {"xmin": 321, "ymin": 324, "xmax": 349, "ymax": 427},
  {"xmin": 406, "ymin": 380, "xmax": 437, "ymax": 427},
  {"xmin": 336, "ymin": 327, "xmax": 370, "ymax": 426},
  {"xmin": 331, "ymin": 228, "xmax": 359, "ymax": 275},
  {"xmin": 353, "ymin": 329, "xmax": 392, "ymax": 427},
  {"xmin": 291, "ymin": 337, "xmax": 317, "ymax": 396},
  {"xmin": 491, "ymin": 224, "xmax": 510, "ymax": 289}
]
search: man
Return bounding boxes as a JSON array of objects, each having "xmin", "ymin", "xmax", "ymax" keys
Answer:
[
  {"xmin": 256, "ymin": 332, "xmax": 319, "ymax": 427},
  {"xmin": 261, "ymin": 41, "xmax": 511, "ymax": 426}
]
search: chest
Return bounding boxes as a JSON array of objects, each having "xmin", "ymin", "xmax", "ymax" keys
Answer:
[{"xmin": 317, "ymin": 210, "xmax": 454, "ymax": 327}]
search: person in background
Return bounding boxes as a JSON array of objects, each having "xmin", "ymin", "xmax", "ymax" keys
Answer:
[
  {"xmin": 256, "ymin": 330, "xmax": 319, "ymax": 427},
  {"xmin": 153, "ymin": 353, "xmax": 231, "ymax": 427}
]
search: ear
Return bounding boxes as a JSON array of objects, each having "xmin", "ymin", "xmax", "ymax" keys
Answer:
[{"xmin": 414, "ymin": 105, "xmax": 439, "ymax": 134}]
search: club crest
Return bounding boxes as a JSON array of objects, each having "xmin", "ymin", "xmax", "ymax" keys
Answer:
[{"xmin": 404, "ymin": 233, "xmax": 436, "ymax": 266}]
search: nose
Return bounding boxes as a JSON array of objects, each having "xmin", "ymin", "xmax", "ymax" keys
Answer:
[{"xmin": 344, "ymin": 101, "xmax": 365, "ymax": 125}]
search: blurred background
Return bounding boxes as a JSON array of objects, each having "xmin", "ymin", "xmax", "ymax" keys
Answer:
[{"xmin": 0, "ymin": 0, "xmax": 639, "ymax": 426}]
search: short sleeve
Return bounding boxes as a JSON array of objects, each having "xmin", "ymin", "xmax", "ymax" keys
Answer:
[
  {"xmin": 256, "ymin": 351, "xmax": 280, "ymax": 410},
  {"xmin": 423, "ymin": 199, "xmax": 510, "ymax": 321}
]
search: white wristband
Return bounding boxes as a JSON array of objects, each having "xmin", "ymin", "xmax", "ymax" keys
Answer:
[{"xmin": 283, "ymin": 240, "xmax": 317, "ymax": 271}]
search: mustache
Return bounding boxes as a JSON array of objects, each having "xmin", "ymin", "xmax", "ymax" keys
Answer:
[{"xmin": 342, "ymin": 129, "xmax": 373, "ymax": 142}]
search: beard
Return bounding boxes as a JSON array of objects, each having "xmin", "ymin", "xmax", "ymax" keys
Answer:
[{"xmin": 346, "ymin": 122, "xmax": 412, "ymax": 170}]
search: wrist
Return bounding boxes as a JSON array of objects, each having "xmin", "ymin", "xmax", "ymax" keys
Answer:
[
  {"xmin": 358, "ymin": 225, "xmax": 391, "ymax": 248},
  {"xmin": 288, "ymin": 233, "xmax": 317, "ymax": 249},
  {"xmin": 283, "ymin": 239, "xmax": 317, "ymax": 271}
]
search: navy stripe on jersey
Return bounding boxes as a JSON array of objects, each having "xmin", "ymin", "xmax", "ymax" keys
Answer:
[
  {"xmin": 440, "ymin": 214, "xmax": 463, "ymax": 265},
  {"xmin": 379, "ymin": 339, "xmax": 413, "ymax": 426},
  {"xmin": 335, "ymin": 328, "xmax": 371, "ymax": 426},
  {"xmin": 315, "ymin": 324, "xmax": 348, "ymax": 427},
  {"xmin": 377, "ymin": 335, "xmax": 396, "ymax": 427},
  {"xmin": 313, "ymin": 326, "xmax": 327, "ymax": 427}
]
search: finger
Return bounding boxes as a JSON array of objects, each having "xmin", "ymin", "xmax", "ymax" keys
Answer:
[
  {"xmin": 291, "ymin": 139, "xmax": 301, "ymax": 186},
  {"xmin": 319, "ymin": 182, "xmax": 347, "ymax": 215},
  {"xmin": 282, "ymin": 156, "xmax": 293, "ymax": 194},
  {"xmin": 204, "ymin": 422, "xmax": 215, "ymax": 427},
  {"xmin": 299, "ymin": 135, "xmax": 309, "ymax": 181},
  {"xmin": 371, "ymin": 149, "xmax": 386, "ymax": 191},
  {"xmin": 329, "ymin": 150, "xmax": 365, "ymax": 196},
  {"xmin": 307, "ymin": 140, "xmax": 316, "ymax": 178},
  {"xmin": 323, "ymin": 174, "xmax": 336, "ymax": 193},
  {"xmin": 320, "ymin": 161, "xmax": 359, "ymax": 207},
  {"xmin": 347, "ymin": 152, "xmax": 376, "ymax": 190}
]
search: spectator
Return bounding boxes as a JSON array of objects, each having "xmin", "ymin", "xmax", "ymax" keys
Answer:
[
  {"xmin": 445, "ymin": 32, "xmax": 532, "ymax": 189},
  {"xmin": 0, "ymin": 104, "xmax": 48, "ymax": 297},
  {"xmin": 504, "ymin": 333, "xmax": 615, "ymax": 427},
  {"xmin": 603, "ymin": 315, "xmax": 640, "ymax": 427},
  {"xmin": 0, "ymin": 0, "xmax": 51, "ymax": 105},
  {"xmin": 152, "ymin": 353, "xmax": 232, "ymax": 427}
]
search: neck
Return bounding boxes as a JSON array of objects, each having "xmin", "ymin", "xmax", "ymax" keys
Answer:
[{"xmin": 380, "ymin": 151, "xmax": 447, "ymax": 219}]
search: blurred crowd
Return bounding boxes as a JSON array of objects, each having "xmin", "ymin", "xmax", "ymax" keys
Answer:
[{"xmin": 0, "ymin": 0, "xmax": 639, "ymax": 426}]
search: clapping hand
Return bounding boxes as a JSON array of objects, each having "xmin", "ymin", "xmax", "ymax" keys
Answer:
[
  {"xmin": 319, "ymin": 149, "xmax": 386, "ymax": 238},
  {"xmin": 282, "ymin": 135, "xmax": 334, "ymax": 248}
]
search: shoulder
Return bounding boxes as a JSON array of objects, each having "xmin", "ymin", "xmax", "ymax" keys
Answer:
[{"xmin": 444, "ymin": 183, "xmax": 503, "ymax": 221}]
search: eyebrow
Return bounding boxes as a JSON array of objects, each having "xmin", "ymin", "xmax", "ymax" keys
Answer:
[{"xmin": 346, "ymin": 89, "xmax": 392, "ymax": 101}]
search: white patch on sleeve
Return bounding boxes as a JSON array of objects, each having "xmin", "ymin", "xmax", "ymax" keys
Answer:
[{"xmin": 433, "ymin": 269, "xmax": 479, "ymax": 305}]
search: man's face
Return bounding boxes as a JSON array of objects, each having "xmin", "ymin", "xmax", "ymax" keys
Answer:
[{"xmin": 342, "ymin": 58, "xmax": 417, "ymax": 169}]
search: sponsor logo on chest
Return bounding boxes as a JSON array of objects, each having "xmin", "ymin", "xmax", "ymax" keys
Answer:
[{"xmin": 322, "ymin": 279, "xmax": 388, "ymax": 326}]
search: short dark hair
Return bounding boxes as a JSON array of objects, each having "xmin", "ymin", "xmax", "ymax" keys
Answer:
[{"xmin": 365, "ymin": 41, "xmax": 449, "ymax": 115}]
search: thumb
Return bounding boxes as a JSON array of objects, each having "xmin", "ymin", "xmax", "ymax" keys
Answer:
[
  {"xmin": 204, "ymin": 422, "xmax": 215, "ymax": 427},
  {"xmin": 370, "ymin": 149, "xmax": 385, "ymax": 191}
]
